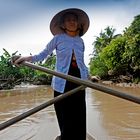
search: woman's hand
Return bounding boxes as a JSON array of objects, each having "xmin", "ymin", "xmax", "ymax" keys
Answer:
[{"xmin": 12, "ymin": 56, "xmax": 32, "ymax": 67}]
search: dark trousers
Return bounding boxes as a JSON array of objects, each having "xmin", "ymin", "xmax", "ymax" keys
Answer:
[{"xmin": 54, "ymin": 66, "xmax": 86, "ymax": 140}]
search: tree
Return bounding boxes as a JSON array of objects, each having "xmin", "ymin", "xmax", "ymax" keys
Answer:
[
  {"xmin": 122, "ymin": 15, "xmax": 140, "ymax": 79},
  {"xmin": 100, "ymin": 36, "xmax": 126, "ymax": 75},
  {"xmin": 92, "ymin": 26, "xmax": 121, "ymax": 56},
  {"xmin": 90, "ymin": 15, "xmax": 140, "ymax": 83},
  {"xmin": 89, "ymin": 26, "xmax": 121, "ymax": 77}
]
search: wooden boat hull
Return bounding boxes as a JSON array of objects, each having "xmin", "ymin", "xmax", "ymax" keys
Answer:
[
  {"xmin": 55, "ymin": 133, "xmax": 95, "ymax": 140},
  {"xmin": 87, "ymin": 133, "xmax": 95, "ymax": 140}
]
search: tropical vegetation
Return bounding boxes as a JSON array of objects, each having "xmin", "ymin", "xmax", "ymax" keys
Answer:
[
  {"xmin": 89, "ymin": 15, "xmax": 140, "ymax": 83},
  {"xmin": 0, "ymin": 49, "xmax": 55, "ymax": 89}
]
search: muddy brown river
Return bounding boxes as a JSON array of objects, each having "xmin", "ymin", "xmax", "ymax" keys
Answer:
[{"xmin": 0, "ymin": 85, "xmax": 140, "ymax": 140}]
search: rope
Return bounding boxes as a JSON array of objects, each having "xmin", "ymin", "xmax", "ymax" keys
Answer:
[{"xmin": 0, "ymin": 86, "xmax": 85, "ymax": 131}]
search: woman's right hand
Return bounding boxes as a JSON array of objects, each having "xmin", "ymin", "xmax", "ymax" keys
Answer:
[{"xmin": 12, "ymin": 56, "xmax": 32, "ymax": 67}]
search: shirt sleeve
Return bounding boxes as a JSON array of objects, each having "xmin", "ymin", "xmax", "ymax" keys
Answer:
[{"xmin": 32, "ymin": 36, "xmax": 58, "ymax": 62}]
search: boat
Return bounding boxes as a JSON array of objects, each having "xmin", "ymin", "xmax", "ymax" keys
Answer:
[{"xmin": 55, "ymin": 133, "xmax": 95, "ymax": 140}]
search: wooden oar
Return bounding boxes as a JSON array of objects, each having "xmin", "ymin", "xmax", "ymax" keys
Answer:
[
  {"xmin": 0, "ymin": 86, "xmax": 85, "ymax": 131},
  {"xmin": 22, "ymin": 61, "xmax": 140, "ymax": 105}
]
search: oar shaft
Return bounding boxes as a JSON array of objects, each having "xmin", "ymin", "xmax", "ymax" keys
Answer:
[
  {"xmin": 23, "ymin": 61, "xmax": 140, "ymax": 104},
  {"xmin": 0, "ymin": 86, "xmax": 85, "ymax": 131}
]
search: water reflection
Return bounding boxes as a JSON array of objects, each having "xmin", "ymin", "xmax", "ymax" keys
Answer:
[
  {"xmin": 0, "ymin": 85, "xmax": 58, "ymax": 140},
  {"xmin": 88, "ymin": 86, "xmax": 140, "ymax": 140},
  {"xmin": 0, "ymin": 85, "xmax": 140, "ymax": 140},
  {"xmin": 0, "ymin": 86, "xmax": 50, "ymax": 119}
]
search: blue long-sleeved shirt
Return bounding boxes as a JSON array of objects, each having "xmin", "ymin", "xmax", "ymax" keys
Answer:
[{"xmin": 32, "ymin": 33, "xmax": 88, "ymax": 93}]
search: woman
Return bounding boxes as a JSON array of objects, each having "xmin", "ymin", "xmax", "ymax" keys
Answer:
[{"xmin": 14, "ymin": 8, "xmax": 90, "ymax": 140}]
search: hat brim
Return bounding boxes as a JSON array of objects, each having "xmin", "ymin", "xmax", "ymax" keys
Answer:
[{"xmin": 50, "ymin": 8, "xmax": 90, "ymax": 36}]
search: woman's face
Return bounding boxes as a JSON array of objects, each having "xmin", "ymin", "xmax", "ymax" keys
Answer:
[{"xmin": 63, "ymin": 14, "xmax": 78, "ymax": 33}]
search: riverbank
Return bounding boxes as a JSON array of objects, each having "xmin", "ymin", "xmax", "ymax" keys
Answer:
[
  {"xmin": 91, "ymin": 76, "xmax": 140, "ymax": 88},
  {"xmin": 101, "ymin": 80, "xmax": 140, "ymax": 88}
]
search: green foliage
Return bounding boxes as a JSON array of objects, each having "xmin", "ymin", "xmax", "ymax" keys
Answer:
[
  {"xmin": 44, "ymin": 54, "xmax": 56, "ymax": 70},
  {"xmin": 0, "ymin": 48, "xmax": 35, "ymax": 80},
  {"xmin": 90, "ymin": 14, "xmax": 140, "ymax": 82},
  {"xmin": 0, "ymin": 49, "xmax": 56, "ymax": 89},
  {"xmin": 100, "ymin": 36, "xmax": 126, "ymax": 71},
  {"xmin": 34, "ymin": 54, "xmax": 56, "ymax": 77},
  {"xmin": 90, "ymin": 26, "xmax": 120, "ymax": 77},
  {"xmin": 0, "ymin": 48, "xmax": 21, "ymax": 79},
  {"xmin": 92, "ymin": 26, "xmax": 120, "ymax": 56},
  {"xmin": 29, "ymin": 54, "xmax": 56, "ymax": 85},
  {"xmin": 123, "ymin": 15, "xmax": 140, "ymax": 72},
  {"xmin": 89, "ymin": 56, "xmax": 108, "ymax": 78},
  {"xmin": 124, "ymin": 15, "xmax": 140, "ymax": 36},
  {"xmin": 132, "ymin": 77, "xmax": 140, "ymax": 84}
]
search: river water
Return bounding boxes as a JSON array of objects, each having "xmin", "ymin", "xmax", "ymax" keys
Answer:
[{"xmin": 0, "ymin": 85, "xmax": 140, "ymax": 140}]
